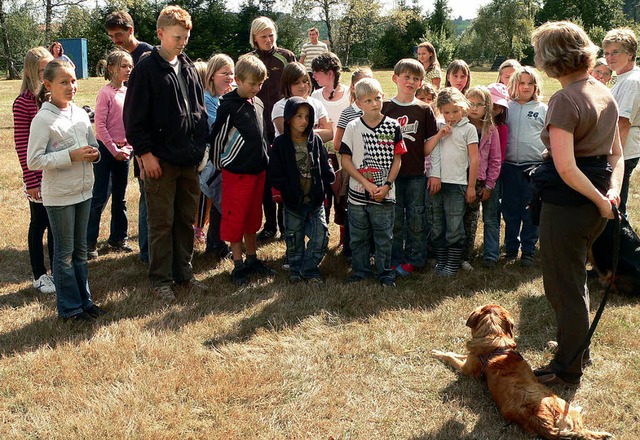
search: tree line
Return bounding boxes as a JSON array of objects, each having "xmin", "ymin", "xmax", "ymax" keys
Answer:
[{"xmin": 1, "ymin": 0, "xmax": 640, "ymax": 79}]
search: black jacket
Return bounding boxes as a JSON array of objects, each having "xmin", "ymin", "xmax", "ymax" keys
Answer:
[
  {"xmin": 123, "ymin": 48, "xmax": 208, "ymax": 166},
  {"xmin": 269, "ymin": 97, "xmax": 335, "ymax": 210},
  {"xmin": 209, "ymin": 89, "xmax": 269, "ymax": 175}
]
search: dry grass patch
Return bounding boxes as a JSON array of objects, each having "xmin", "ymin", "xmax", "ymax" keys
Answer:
[{"xmin": 0, "ymin": 73, "xmax": 639, "ymax": 439}]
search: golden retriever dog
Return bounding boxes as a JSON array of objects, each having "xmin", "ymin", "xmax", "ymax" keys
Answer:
[{"xmin": 432, "ymin": 304, "xmax": 612, "ymax": 440}]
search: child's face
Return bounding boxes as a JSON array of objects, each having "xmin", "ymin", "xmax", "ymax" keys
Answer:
[
  {"xmin": 356, "ymin": 92, "xmax": 383, "ymax": 118},
  {"xmin": 289, "ymin": 105, "xmax": 310, "ymax": 137},
  {"xmin": 591, "ymin": 65, "xmax": 612, "ymax": 85},
  {"xmin": 448, "ymin": 69, "xmax": 468, "ymax": 92},
  {"xmin": 417, "ymin": 47, "xmax": 431, "ymax": 66},
  {"xmin": 235, "ymin": 75, "xmax": 264, "ymax": 99},
  {"xmin": 467, "ymin": 96, "xmax": 486, "ymax": 122},
  {"xmin": 393, "ymin": 72, "xmax": 423, "ymax": 97},
  {"xmin": 213, "ymin": 64, "xmax": 234, "ymax": 96},
  {"xmin": 312, "ymin": 70, "xmax": 332, "ymax": 88},
  {"xmin": 492, "ymin": 103, "xmax": 504, "ymax": 118},
  {"xmin": 111, "ymin": 57, "xmax": 133, "ymax": 85},
  {"xmin": 516, "ymin": 73, "xmax": 535, "ymax": 103},
  {"xmin": 157, "ymin": 25, "xmax": 190, "ymax": 59},
  {"xmin": 440, "ymin": 102, "xmax": 464, "ymax": 126},
  {"xmin": 415, "ymin": 92, "xmax": 433, "ymax": 105},
  {"xmin": 46, "ymin": 67, "xmax": 77, "ymax": 108},
  {"xmin": 254, "ymin": 28, "xmax": 275, "ymax": 52},
  {"xmin": 291, "ymin": 75, "xmax": 310, "ymax": 98},
  {"xmin": 499, "ymin": 67, "xmax": 516, "ymax": 86}
]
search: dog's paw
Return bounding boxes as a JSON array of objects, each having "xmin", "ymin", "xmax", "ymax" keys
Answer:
[{"xmin": 431, "ymin": 349, "xmax": 448, "ymax": 359}]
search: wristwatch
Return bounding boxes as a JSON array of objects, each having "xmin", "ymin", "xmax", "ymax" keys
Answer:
[{"xmin": 384, "ymin": 180, "xmax": 394, "ymax": 189}]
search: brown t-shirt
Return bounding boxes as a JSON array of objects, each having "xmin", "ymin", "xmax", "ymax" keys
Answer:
[
  {"xmin": 541, "ymin": 77, "xmax": 618, "ymax": 158},
  {"xmin": 382, "ymin": 98, "xmax": 437, "ymax": 177}
]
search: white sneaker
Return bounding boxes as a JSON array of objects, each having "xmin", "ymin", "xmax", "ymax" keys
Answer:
[
  {"xmin": 461, "ymin": 261, "xmax": 474, "ymax": 271},
  {"xmin": 33, "ymin": 274, "xmax": 56, "ymax": 294}
]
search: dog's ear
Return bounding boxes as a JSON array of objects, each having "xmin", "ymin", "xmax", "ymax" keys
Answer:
[
  {"xmin": 500, "ymin": 308, "xmax": 515, "ymax": 338},
  {"xmin": 466, "ymin": 308, "xmax": 481, "ymax": 329}
]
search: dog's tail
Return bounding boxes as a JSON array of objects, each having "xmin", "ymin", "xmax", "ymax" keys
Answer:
[{"xmin": 559, "ymin": 429, "xmax": 613, "ymax": 439}]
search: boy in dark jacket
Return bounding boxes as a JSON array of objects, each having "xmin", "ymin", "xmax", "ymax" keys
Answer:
[
  {"xmin": 123, "ymin": 5, "xmax": 208, "ymax": 301},
  {"xmin": 269, "ymin": 97, "xmax": 335, "ymax": 283}
]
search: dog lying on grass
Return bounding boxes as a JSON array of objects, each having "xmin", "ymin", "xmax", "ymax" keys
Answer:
[
  {"xmin": 590, "ymin": 216, "xmax": 640, "ymax": 297},
  {"xmin": 432, "ymin": 304, "xmax": 612, "ymax": 440}
]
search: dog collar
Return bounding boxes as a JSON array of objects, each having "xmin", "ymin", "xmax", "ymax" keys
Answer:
[{"xmin": 478, "ymin": 348, "xmax": 523, "ymax": 377}]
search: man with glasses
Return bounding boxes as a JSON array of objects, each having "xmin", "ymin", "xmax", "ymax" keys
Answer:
[{"xmin": 603, "ymin": 29, "xmax": 639, "ymax": 214}]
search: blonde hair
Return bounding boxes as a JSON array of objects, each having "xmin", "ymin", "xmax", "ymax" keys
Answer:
[
  {"xmin": 445, "ymin": 60, "xmax": 471, "ymax": 93},
  {"xmin": 532, "ymin": 21, "xmax": 599, "ymax": 78},
  {"xmin": 496, "ymin": 59, "xmax": 521, "ymax": 84},
  {"xmin": 104, "ymin": 49, "xmax": 132, "ymax": 81},
  {"xmin": 466, "ymin": 86, "xmax": 494, "ymax": 137},
  {"xmin": 250, "ymin": 16, "xmax": 277, "ymax": 50},
  {"xmin": 436, "ymin": 87, "xmax": 469, "ymax": 112},
  {"xmin": 235, "ymin": 54, "xmax": 268, "ymax": 82},
  {"xmin": 204, "ymin": 54, "xmax": 234, "ymax": 96},
  {"xmin": 156, "ymin": 5, "xmax": 192, "ymax": 30},
  {"xmin": 193, "ymin": 59, "xmax": 207, "ymax": 86},
  {"xmin": 348, "ymin": 66, "xmax": 373, "ymax": 103},
  {"xmin": 507, "ymin": 66, "xmax": 543, "ymax": 102},
  {"xmin": 36, "ymin": 60, "xmax": 74, "ymax": 108},
  {"xmin": 355, "ymin": 77, "xmax": 383, "ymax": 101},
  {"xmin": 603, "ymin": 28, "xmax": 638, "ymax": 62},
  {"xmin": 20, "ymin": 47, "xmax": 53, "ymax": 94},
  {"xmin": 394, "ymin": 58, "xmax": 425, "ymax": 78}
]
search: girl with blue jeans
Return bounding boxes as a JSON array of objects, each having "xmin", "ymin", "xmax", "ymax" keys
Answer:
[{"xmin": 27, "ymin": 60, "xmax": 106, "ymax": 322}]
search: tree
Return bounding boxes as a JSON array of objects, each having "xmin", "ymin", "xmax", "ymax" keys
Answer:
[
  {"xmin": 428, "ymin": 0, "xmax": 454, "ymax": 38},
  {"xmin": 293, "ymin": 0, "xmax": 341, "ymax": 50},
  {"xmin": 536, "ymin": 0, "xmax": 624, "ymax": 32},
  {"xmin": 43, "ymin": 0, "xmax": 89, "ymax": 44},
  {"xmin": 370, "ymin": 5, "xmax": 427, "ymax": 68},
  {"xmin": 0, "ymin": 0, "xmax": 43, "ymax": 78},
  {"xmin": 333, "ymin": 0, "xmax": 381, "ymax": 65}
]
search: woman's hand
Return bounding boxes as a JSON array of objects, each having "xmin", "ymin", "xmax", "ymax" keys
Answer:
[{"xmin": 596, "ymin": 195, "xmax": 615, "ymax": 219}]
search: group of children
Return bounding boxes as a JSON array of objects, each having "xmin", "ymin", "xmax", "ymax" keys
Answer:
[{"xmin": 15, "ymin": 5, "xmax": 554, "ymax": 322}]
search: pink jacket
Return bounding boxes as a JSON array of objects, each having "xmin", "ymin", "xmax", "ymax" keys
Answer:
[
  {"xmin": 95, "ymin": 84, "xmax": 132, "ymax": 159},
  {"xmin": 477, "ymin": 125, "xmax": 501, "ymax": 189}
]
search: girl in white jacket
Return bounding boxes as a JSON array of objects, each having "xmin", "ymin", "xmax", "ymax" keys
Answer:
[{"xmin": 27, "ymin": 60, "xmax": 106, "ymax": 323}]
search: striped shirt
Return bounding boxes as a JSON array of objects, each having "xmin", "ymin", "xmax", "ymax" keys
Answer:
[
  {"xmin": 13, "ymin": 90, "xmax": 43, "ymax": 196},
  {"xmin": 337, "ymin": 103, "xmax": 362, "ymax": 129},
  {"xmin": 300, "ymin": 42, "xmax": 328, "ymax": 71}
]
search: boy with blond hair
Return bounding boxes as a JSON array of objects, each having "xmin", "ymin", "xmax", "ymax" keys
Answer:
[
  {"xmin": 340, "ymin": 78, "xmax": 407, "ymax": 287},
  {"xmin": 210, "ymin": 54, "xmax": 275, "ymax": 286},
  {"xmin": 123, "ymin": 5, "xmax": 209, "ymax": 301},
  {"xmin": 383, "ymin": 58, "xmax": 437, "ymax": 275}
]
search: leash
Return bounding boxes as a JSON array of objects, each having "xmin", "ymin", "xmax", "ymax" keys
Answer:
[{"xmin": 564, "ymin": 204, "xmax": 621, "ymax": 370}]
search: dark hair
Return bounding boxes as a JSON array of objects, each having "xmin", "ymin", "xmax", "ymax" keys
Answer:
[
  {"xmin": 105, "ymin": 10, "xmax": 134, "ymax": 31},
  {"xmin": 48, "ymin": 41, "xmax": 64, "ymax": 57},
  {"xmin": 280, "ymin": 62, "xmax": 310, "ymax": 98},
  {"xmin": 311, "ymin": 52, "xmax": 341, "ymax": 98}
]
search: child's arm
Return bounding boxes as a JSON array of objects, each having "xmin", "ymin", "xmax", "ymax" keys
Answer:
[
  {"xmin": 95, "ymin": 88, "xmax": 126, "ymax": 161},
  {"xmin": 424, "ymin": 124, "xmax": 451, "ymax": 156},
  {"xmin": 466, "ymin": 142, "xmax": 479, "ymax": 204},
  {"xmin": 209, "ymin": 103, "xmax": 232, "ymax": 170},
  {"xmin": 481, "ymin": 127, "xmax": 502, "ymax": 201},
  {"xmin": 318, "ymin": 137, "xmax": 336, "ymax": 185},
  {"xmin": 314, "ymin": 116, "xmax": 333, "ymax": 143},
  {"xmin": 372, "ymin": 153, "xmax": 401, "ymax": 202},
  {"xmin": 340, "ymin": 154, "xmax": 377, "ymax": 197}
]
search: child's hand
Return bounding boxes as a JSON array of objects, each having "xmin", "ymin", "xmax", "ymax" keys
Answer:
[
  {"xmin": 27, "ymin": 186, "xmax": 41, "ymax": 201},
  {"xmin": 372, "ymin": 184, "xmax": 389, "ymax": 202},
  {"xmin": 363, "ymin": 180, "xmax": 377, "ymax": 199},
  {"xmin": 480, "ymin": 187, "xmax": 492, "ymax": 202},
  {"xmin": 69, "ymin": 146, "xmax": 99, "ymax": 162},
  {"xmin": 465, "ymin": 185, "xmax": 476, "ymax": 204},
  {"xmin": 141, "ymin": 152, "xmax": 162, "ymax": 178},
  {"xmin": 427, "ymin": 176, "xmax": 441, "ymax": 195},
  {"xmin": 439, "ymin": 124, "xmax": 452, "ymax": 138}
]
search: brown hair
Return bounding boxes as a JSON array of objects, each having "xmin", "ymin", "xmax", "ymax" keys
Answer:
[
  {"xmin": 104, "ymin": 49, "xmax": 132, "ymax": 81},
  {"xmin": 156, "ymin": 5, "xmax": 192, "ymax": 30},
  {"xmin": 445, "ymin": 60, "xmax": 471, "ymax": 94},
  {"xmin": 20, "ymin": 47, "xmax": 53, "ymax": 94},
  {"xmin": 280, "ymin": 62, "xmax": 311, "ymax": 98},
  {"xmin": 104, "ymin": 10, "xmax": 134, "ymax": 31}
]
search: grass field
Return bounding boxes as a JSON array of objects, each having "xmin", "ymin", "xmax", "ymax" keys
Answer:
[{"xmin": 1, "ymin": 71, "xmax": 639, "ymax": 439}]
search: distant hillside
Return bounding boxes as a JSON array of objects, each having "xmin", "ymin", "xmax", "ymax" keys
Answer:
[{"xmin": 452, "ymin": 16, "xmax": 472, "ymax": 35}]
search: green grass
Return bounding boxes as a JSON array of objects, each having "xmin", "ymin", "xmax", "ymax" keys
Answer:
[{"xmin": 0, "ymin": 72, "xmax": 638, "ymax": 439}]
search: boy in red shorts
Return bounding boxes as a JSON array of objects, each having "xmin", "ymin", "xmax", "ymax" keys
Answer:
[{"xmin": 210, "ymin": 54, "xmax": 275, "ymax": 285}]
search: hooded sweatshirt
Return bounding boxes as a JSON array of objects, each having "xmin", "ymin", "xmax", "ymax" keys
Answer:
[
  {"xmin": 505, "ymin": 100, "xmax": 547, "ymax": 165},
  {"xmin": 269, "ymin": 97, "xmax": 335, "ymax": 210},
  {"xmin": 27, "ymin": 102, "xmax": 99, "ymax": 206}
]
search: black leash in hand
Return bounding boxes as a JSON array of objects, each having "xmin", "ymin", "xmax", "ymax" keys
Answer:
[{"xmin": 564, "ymin": 204, "xmax": 621, "ymax": 370}]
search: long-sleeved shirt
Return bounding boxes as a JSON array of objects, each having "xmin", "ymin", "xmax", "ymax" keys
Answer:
[
  {"xmin": 95, "ymin": 83, "xmax": 132, "ymax": 159},
  {"xmin": 13, "ymin": 90, "xmax": 44, "ymax": 195}
]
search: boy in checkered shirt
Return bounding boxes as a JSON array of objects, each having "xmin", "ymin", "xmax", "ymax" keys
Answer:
[{"xmin": 339, "ymin": 78, "xmax": 407, "ymax": 287}]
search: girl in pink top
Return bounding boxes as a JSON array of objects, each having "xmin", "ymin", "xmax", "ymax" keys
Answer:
[{"xmin": 87, "ymin": 50, "xmax": 134, "ymax": 257}]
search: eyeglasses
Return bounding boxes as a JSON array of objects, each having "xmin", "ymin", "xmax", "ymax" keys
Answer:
[
  {"xmin": 469, "ymin": 102, "xmax": 485, "ymax": 108},
  {"xmin": 604, "ymin": 50, "xmax": 627, "ymax": 57}
]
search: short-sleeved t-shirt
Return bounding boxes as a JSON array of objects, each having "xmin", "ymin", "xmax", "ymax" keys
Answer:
[
  {"xmin": 339, "ymin": 116, "xmax": 407, "ymax": 205},
  {"xmin": 610, "ymin": 66, "xmax": 640, "ymax": 160},
  {"xmin": 430, "ymin": 117, "xmax": 478, "ymax": 185},
  {"xmin": 424, "ymin": 65, "xmax": 442, "ymax": 87},
  {"xmin": 271, "ymin": 96, "xmax": 328, "ymax": 137},
  {"xmin": 300, "ymin": 41, "xmax": 328, "ymax": 71},
  {"xmin": 541, "ymin": 77, "xmax": 618, "ymax": 158},
  {"xmin": 382, "ymin": 98, "xmax": 437, "ymax": 177},
  {"xmin": 338, "ymin": 103, "xmax": 362, "ymax": 129}
]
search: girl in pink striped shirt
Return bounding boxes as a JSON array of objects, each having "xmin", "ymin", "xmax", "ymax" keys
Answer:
[
  {"xmin": 12, "ymin": 46, "xmax": 55, "ymax": 293},
  {"xmin": 87, "ymin": 50, "xmax": 134, "ymax": 258}
]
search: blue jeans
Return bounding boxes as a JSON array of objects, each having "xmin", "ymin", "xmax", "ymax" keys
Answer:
[
  {"xmin": 284, "ymin": 204, "xmax": 328, "ymax": 279},
  {"xmin": 428, "ymin": 183, "xmax": 466, "ymax": 249},
  {"xmin": 620, "ymin": 157, "xmax": 639, "ymax": 215},
  {"xmin": 87, "ymin": 142, "xmax": 130, "ymax": 244},
  {"xmin": 46, "ymin": 200, "xmax": 94, "ymax": 318},
  {"xmin": 482, "ymin": 179, "xmax": 501, "ymax": 262},
  {"xmin": 391, "ymin": 175, "xmax": 427, "ymax": 267},
  {"xmin": 348, "ymin": 203, "xmax": 395, "ymax": 282},
  {"xmin": 138, "ymin": 179, "xmax": 149, "ymax": 263},
  {"xmin": 501, "ymin": 163, "xmax": 539, "ymax": 255}
]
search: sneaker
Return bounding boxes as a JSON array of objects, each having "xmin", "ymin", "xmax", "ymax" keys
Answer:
[
  {"xmin": 63, "ymin": 311, "xmax": 95, "ymax": 323},
  {"xmin": 256, "ymin": 229, "xmax": 277, "ymax": 241},
  {"xmin": 153, "ymin": 285, "xmax": 176, "ymax": 301},
  {"xmin": 282, "ymin": 255, "xmax": 291, "ymax": 270},
  {"xmin": 231, "ymin": 266, "xmax": 249, "ymax": 286},
  {"xmin": 179, "ymin": 278, "xmax": 209, "ymax": 294},
  {"xmin": 521, "ymin": 253, "xmax": 535, "ymax": 267},
  {"xmin": 380, "ymin": 278, "xmax": 396, "ymax": 288},
  {"xmin": 87, "ymin": 243, "xmax": 98, "ymax": 260},
  {"xmin": 395, "ymin": 263, "xmax": 415, "ymax": 276},
  {"xmin": 33, "ymin": 274, "xmax": 56, "ymax": 294},
  {"xmin": 84, "ymin": 305, "xmax": 107, "ymax": 318},
  {"xmin": 245, "ymin": 259, "xmax": 275, "ymax": 276},
  {"xmin": 483, "ymin": 259, "xmax": 497, "ymax": 268},
  {"xmin": 108, "ymin": 239, "xmax": 133, "ymax": 253},
  {"xmin": 461, "ymin": 261, "xmax": 474, "ymax": 271}
]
